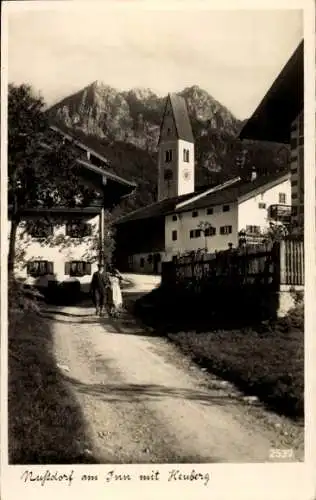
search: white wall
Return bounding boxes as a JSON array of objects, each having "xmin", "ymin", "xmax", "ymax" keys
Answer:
[
  {"xmin": 164, "ymin": 177, "xmax": 291, "ymax": 260},
  {"xmin": 165, "ymin": 201, "xmax": 239, "ymax": 258},
  {"xmin": 9, "ymin": 214, "xmax": 100, "ymax": 291},
  {"xmin": 177, "ymin": 139, "xmax": 195, "ymax": 196},
  {"xmin": 238, "ymin": 178, "xmax": 291, "ymax": 232}
]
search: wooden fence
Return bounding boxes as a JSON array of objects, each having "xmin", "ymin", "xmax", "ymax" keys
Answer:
[{"xmin": 161, "ymin": 238, "xmax": 304, "ymax": 290}]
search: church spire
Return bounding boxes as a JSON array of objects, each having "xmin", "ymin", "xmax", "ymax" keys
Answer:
[{"xmin": 157, "ymin": 93, "xmax": 195, "ymax": 201}]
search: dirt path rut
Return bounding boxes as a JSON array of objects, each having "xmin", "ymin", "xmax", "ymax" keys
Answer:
[{"xmin": 46, "ymin": 305, "xmax": 303, "ymax": 463}]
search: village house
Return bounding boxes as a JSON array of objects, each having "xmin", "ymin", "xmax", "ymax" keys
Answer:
[
  {"xmin": 240, "ymin": 40, "xmax": 304, "ymax": 230},
  {"xmin": 115, "ymin": 93, "xmax": 292, "ymax": 274},
  {"xmin": 9, "ymin": 125, "xmax": 136, "ymax": 293}
]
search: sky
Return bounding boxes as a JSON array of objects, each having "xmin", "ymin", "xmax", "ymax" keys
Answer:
[{"xmin": 6, "ymin": 2, "xmax": 303, "ymax": 119}]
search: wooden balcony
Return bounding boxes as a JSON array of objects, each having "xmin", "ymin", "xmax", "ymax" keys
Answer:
[{"xmin": 268, "ymin": 204, "xmax": 292, "ymax": 224}]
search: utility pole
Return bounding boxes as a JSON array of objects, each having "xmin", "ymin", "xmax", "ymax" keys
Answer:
[
  {"xmin": 100, "ymin": 206, "xmax": 105, "ymax": 265},
  {"xmin": 100, "ymin": 175, "xmax": 107, "ymax": 265}
]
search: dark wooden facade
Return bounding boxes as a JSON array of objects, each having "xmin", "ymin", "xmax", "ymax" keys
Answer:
[{"xmin": 114, "ymin": 216, "xmax": 165, "ymax": 271}]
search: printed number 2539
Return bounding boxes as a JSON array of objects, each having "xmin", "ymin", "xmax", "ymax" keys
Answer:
[{"xmin": 269, "ymin": 448, "xmax": 294, "ymax": 459}]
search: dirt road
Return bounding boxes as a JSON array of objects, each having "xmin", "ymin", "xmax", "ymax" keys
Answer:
[{"xmin": 44, "ymin": 291, "xmax": 303, "ymax": 463}]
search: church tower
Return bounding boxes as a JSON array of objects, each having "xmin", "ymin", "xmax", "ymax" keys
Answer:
[{"xmin": 157, "ymin": 93, "xmax": 195, "ymax": 201}]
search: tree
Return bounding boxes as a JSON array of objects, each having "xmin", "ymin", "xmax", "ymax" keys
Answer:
[
  {"xmin": 197, "ymin": 221, "xmax": 214, "ymax": 252},
  {"xmin": 8, "ymin": 83, "xmax": 97, "ymax": 274}
]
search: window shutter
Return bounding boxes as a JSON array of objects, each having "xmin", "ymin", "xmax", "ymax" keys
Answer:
[
  {"xmin": 65, "ymin": 262, "xmax": 70, "ymax": 275},
  {"xmin": 47, "ymin": 261, "xmax": 54, "ymax": 274},
  {"xmin": 85, "ymin": 262, "xmax": 92, "ymax": 275}
]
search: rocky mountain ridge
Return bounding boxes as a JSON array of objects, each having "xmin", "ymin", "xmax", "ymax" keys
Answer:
[{"xmin": 48, "ymin": 82, "xmax": 289, "ymax": 213}]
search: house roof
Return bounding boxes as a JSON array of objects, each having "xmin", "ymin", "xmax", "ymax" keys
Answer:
[
  {"xmin": 239, "ymin": 40, "xmax": 303, "ymax": 143},
  {"xmin": 115, "ymin": 191, "xmax": 196, "ymax": 224},
  {"xmin": 49, "ymin": 124, "xmax": 137, "ymax": 190},
  {"xmin": 115, "ymin": 170, "xmax": 290, "ymax": 224},
  {"xmin": 8, "ymin": 205, "xmax": 102, "ymax": 216},
  {"xmin": 178, "ymin": 171, "xmax": 290, "ymax": 212},
  {"xmin": 158, "ymin": 93, "xmax": 194, "ymax": 144},
  {"xmin": 77, "ymin": 159, "xmax": 136, "ymax": 188}
]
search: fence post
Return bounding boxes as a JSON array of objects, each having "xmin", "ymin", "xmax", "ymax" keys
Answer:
[{"xmin": 279, "ymin": 240, "xmax": 286, "ymax": 285}]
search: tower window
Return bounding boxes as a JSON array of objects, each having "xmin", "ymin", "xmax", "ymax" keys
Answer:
[
  {"xmin": 183, "ymin": 148, "xmax": 190, "ymax": 162},
  {"xmin": 172, "ymin": 230, "xmax": 177, "ymax": 241},
  {"xmin": 165, "ymin": 149, "xmax": 173, "ymax": 163},
  {"xmin": 164, "ymin": 169, "xmax": 173, "ymax": 181}
]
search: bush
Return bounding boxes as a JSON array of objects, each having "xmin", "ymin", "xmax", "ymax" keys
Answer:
[{"xmin": 8, "ymin": 276, "xmax": 44, "ymax": 313}]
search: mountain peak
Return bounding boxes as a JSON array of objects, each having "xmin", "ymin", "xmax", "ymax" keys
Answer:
[
  {"xmin": 88, "ymin": 80, "xmax": 117, "ymax": 94},
  {"xmin": 181, "ymin": 85, "xmax": 212, "ymax": 98}
]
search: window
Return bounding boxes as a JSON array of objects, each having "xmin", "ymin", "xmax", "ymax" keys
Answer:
[
  {"xmin": 292, "ymin": 193, "xmax": 298, "ymax": 200},
  {"xmin": 140, "ymin": 258, "xmax": 145, "ymax": 268},
  {"xmin": 192, "ymin": 210, "xmax": 199, "ymax": 218},
  {"xmin": 292, "ymin": 206, "xmax": 298, "ymax": 216},
  {"xmin": 223, "ymin": 205, "xmax": 230, "ymax": 212},
  {"xmin": 206, "ymin": 207, "xmax": 213, "ymax": 215},
  {"xmin": 164, "ymin": 168, "xmax": 173, "ymax": 181},
  {"xmin": 246, "ymin": 225, "xmax": 260, "ymax": 234},
  {"xmin": 292, "ymin": 180, "xmax": 298, "ymax": 187},
  {"xmin": 290, "ymin": 138, "xmax": 297, "ymax": 149},
  {"xmin": 220, "ymin": 225, "xmax": 232, "ymax": 235},
  {"xmin": 167, "ymin": 128, "xmax": 171, "ymax": 136},
  {"xmin": 172, "ymin": 230, "xmax": 177, "ymax": 241},
  {"xmin": 65, "ymin": 261, "xmax": 91, "ymax": 277},
  {"xmin": 279, "ymin": 193, "xmax": 287, "ymax": 204},
  {"xmin": 258, "ymin": 202, "xmax": 266, "ymax": 209},
  {"xmin": 172, "ymin": 215, "xmax": 177, "ymax": 221},
  {"xmin": 189, "ymin": 229, "xmax": 201, "ymax": 239},
  {"xmin": 66, "ymin": 221, "xmax": 92, "ymax": 238},
  {"xmin": 205, "ymin": 227, "xmax": 216, "ymax": 237},
  {"xmin": 299, "ymin": 137, "xmax": 304, "ymax": 146},
  {"xmin": 27, "ymin": 260, "xmax": 54, "ymax": 277},
  {"xmin": 165, "ymin": 149, "xmax": 173, "ymax": 163},
  {"xmin": 27, "ymin": 221, "xmax": 53, "ymax": 239},
  {"xmin": 183, "ymin": 149, "xmax": 190, "ymax": 162}
]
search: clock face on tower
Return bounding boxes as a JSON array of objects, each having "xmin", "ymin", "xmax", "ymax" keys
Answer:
[{"xmin": 183, "ymin": 169, "xmax": 191, "ymax": 180}]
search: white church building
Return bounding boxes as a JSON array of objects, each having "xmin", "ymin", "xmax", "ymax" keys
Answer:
[{"xmin": 115, "ymin": 93, "xmax": 292, "ymax": 274}]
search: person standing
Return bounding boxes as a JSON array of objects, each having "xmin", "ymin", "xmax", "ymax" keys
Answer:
[
  {"xmin": 90, "ymin": 263, "xmax": 108, "ymax": 316},
  {"xmin": 106, "ymin": 265, "xmax": 123, "ymax": 318}
]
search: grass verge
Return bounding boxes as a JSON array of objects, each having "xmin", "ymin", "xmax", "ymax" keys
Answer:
[
  {"xmin": 8, "ymin": 308, "xmax": 98, "ymax": 464},
  {"xmin": 135, "ymin": 289, "xmax": 304, "ymax": 420}
]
